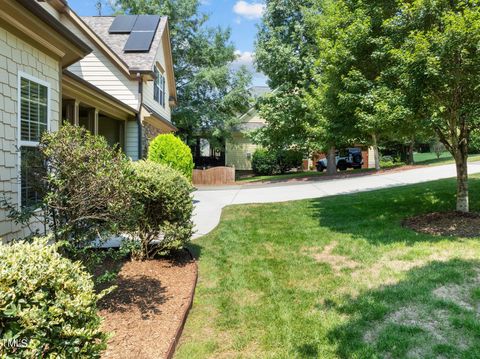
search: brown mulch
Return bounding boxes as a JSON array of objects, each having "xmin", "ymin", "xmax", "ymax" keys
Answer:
[
  {"xmin": 98, "ymin": 250, "xmax": 197, "ymax": 359},
  {"xmin": 403, "ymin": 211, "xmax": 480, "ymax": 237}
]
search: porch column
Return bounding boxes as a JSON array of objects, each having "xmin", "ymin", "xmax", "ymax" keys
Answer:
[
  {"xmin": 64, "ymin": 100, "xmax": 79, "ymax": 126},
  {"xmin": 88, "ymin": 108, "xmax": 99, "ymax": 135}
]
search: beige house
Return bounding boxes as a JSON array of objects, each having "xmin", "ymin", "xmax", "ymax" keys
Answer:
[
  {"xmin": 0, "ymin": 0, "xmax": 177, "ymax": 240},
  {"xmin": 225, "ymin": 86, "xmax": 269, "ymax": 171}
]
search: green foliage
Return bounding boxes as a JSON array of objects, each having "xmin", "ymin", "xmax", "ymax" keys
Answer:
[
  {"xmin": 113, "ymin": 0, "xmax": 251, "ymax": 145},
  {"xmin": 254, "ymin": 0, "xmax": 319, "ymax": 152},
  {"xmin": 125, "ymin": 160, "xmax": 194, "ymax": 259},
  {"xmin": 252, "ymin": 148, "xmax": 303, "ymax": 176},
  {"xmin": 252, "ymin": 149, "xmax": 277, "ymax": 176},
  {"xmin": 469, "ymin": 130, "xmax": 480, "ymax": 154},
  {"xmin": 0, "ymin": 238, "xmax": 107, "ymax": 358},
  {"xmin": 147, "ymin": 133, "xmax": 194, "ymax": 180},
  {"xmin": 39, "ymin": 123, "xmax": 136, "ymax": 246}
]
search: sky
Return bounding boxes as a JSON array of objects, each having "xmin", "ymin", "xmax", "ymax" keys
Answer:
[{"xmin": 67, "ymin": 0, "xmax": 268, "ymax": 86}]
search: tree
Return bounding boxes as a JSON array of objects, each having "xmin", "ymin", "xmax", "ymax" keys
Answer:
[
  {"xmin": 391, "ymin": 0, "xmax": 480, "ymax": 212},
  {"xmin": 112, "ymin": 0, "xmax": 251, "ymax": 146},
  {"xmin": 254, "ymin": 0, "xmax": 319, "ymax": 158}
]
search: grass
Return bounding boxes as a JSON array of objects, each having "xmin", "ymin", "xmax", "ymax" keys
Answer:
[
  {"xmin": 176, "ymin": 176, "xmax": 480, "ymax": 358},
  {"xmin": 414, "ymin": 151, "xmax": 480, "ymax": 166},
  {"xmin": 237, "ymin": 152, "xmax": 480, "ymax": 184}
]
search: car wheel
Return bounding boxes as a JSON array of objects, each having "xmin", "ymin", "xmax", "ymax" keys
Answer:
[
  {"xmin": 317, "ymin": 165, "xmax": 324, "ymax": 172},
  {"xmin": 338, "ymin": 161, "xmax": 347, "ymax": 171}
]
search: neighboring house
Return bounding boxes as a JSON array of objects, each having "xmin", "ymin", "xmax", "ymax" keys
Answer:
[
  {"xmin": 0, "ymin": 0, "xmax": 177, "ymax": 240},
  {"xmin": 225, "ymin": 86, "xmax": 269, "ymax": 171}
]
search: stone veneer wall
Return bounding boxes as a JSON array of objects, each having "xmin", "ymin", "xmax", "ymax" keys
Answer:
[
  {"xmin": 142, "ymin": 121, "xmax": 164, "ymax": 157},
  {"xmin": 0, "ymin": 27, "xmax": 60, "ymax": 240}
]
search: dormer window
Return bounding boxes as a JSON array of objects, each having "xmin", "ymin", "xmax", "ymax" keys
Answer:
[{"xmin": 154, "ymin": 66, "xmax": 166, "ymax": 108}]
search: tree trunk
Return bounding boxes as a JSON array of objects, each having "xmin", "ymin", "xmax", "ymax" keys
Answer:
[
  {"xmin": 372, "ymin": 134, "xmax": 380, "ymax": 170},
  {"xmin": 455, "ymin": 150, "xmax": 469, "ymax": 212},
  {"xmin": 406, "ymin": 139, "xmax": 414, "ymax": 165},
  {"xmin": 327, "ymin": 146, "xmax": 336, "ymax": 175}
]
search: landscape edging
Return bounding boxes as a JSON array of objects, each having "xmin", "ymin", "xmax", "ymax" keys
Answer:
[{"xmin": 164, "ymin": 247, "xmax": 199, "ymax": 359}]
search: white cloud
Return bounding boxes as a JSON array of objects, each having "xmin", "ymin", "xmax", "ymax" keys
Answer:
[
  {"xmin": 232, "ymin": 50, "xmax": 268, "ymax": 87},
  {"xmin": 233, "ymin": 50, "xmax": 255, "ymax": 68},
  {"xmin": 233, "ymin": 1, "xmax": 265, "ymax": 20}
]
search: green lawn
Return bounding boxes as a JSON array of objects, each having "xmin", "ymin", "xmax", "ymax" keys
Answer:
[
  {"xmin": 176, "ymin": 177, "xmax": 480, "ymax": 358},
  {"xmin": 237, "ymin": 153, "xmax": 480, "ymax": 184},
  {"xmin": 414, "ymin": 151, "xmax": 480, "ymax": 165}
]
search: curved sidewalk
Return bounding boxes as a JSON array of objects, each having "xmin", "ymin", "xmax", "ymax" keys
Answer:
[{"xmin": 192, "ymin": 162, "xmax": 480, "ymax": 238}]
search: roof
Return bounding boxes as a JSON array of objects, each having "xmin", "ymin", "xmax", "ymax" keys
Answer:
[
  {"xmin": 81, "ymin": 16, "xmax": 168, "ymax": 71},
  {"xmin": 250, "ymin": 86, "xmax": 271, "ymax": 98}
]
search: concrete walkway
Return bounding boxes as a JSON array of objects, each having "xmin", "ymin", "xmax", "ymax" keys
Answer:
[{"xmin": 192, "ymin": 162, "xmax": 480, "ymax": 238}]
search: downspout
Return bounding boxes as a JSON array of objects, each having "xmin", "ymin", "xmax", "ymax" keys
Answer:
[{"xmin": 137, "ymin": 73, "xmax": 143, "ymax": 159}]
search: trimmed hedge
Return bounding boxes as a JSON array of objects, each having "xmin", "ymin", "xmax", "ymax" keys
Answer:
[
  {"xmin": 125, "ymin": 160, "xmax": 194, "ymax": 259},
  {"xmin": 252, "ymin": 148, "xmax": 303, "ymax": 175},
  {"xmin": 252, "ymin": 149, "xmax": 278, "ymax": 176},
  {"xmin": 0, "ymin": 238, "xmax": 107, "ymax": 358},
  {"xmin": 147, "ymin": 134, "xmax": 194, "ymax": 180}
]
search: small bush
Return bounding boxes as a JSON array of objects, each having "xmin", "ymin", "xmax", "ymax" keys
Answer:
[
  {"xmin": 125, "ymin": 161, "xmax": 194, "ymax": 259},
  {"xmin": 0, "ymin": 238, "xmax": 107, "ymax": 358},
  {"xmin": 39, "ymin": 123, "xmax": 137, "ymax": 246},
  {"xmin": 147, "ymin": 134, "xmax": 194, "ymax": 180},
  {"xmin": 276, "ymin": 149, "xmax": 303, "ymax": 174},
  {"xmin": 252, "ymin": 149, "xmax": 277, "ymax": 175},
  {"xmin": 252, "ymin": 148, "xmax": 304, "ymax": 175}
]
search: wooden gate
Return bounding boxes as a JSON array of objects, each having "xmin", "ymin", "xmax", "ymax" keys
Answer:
[{"xmin": 193, "ymin": 167, "xmax": 235, "ymax": 185}]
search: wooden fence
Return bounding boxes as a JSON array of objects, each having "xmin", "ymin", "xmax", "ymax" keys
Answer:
[{"xmin": 193, "ymin": 166, "xmax": 235, "ymax": 186}]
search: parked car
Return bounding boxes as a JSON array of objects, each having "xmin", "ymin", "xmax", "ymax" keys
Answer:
[{"xmin": 316, "ymin": 148, "xmax": 363, "ymax": 172}]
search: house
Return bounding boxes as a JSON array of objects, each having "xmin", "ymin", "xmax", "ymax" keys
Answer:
[
  {"xmin": 225, "ymin": 86, "xmax": 269, "ymax": 171},
  {"xmin": 0, "ymin": 0, "xmax": 177, "ymax": 240}
]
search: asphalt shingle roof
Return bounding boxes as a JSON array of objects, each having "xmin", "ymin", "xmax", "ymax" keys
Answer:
[{"xmin": 81, "ymin": 16, "xmax": 168, "ymax": 71}]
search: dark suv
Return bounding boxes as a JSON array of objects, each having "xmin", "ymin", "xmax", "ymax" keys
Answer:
[{"xmin": 316, "ymin": 148, "xmax": 363, "ymax": 172}]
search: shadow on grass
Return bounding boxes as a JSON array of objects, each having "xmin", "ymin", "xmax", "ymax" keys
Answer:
[
  {"xmin": 308, "ymin": 177, "xmax": 480, "ymax": 245},
  {"xmin": 328, "ymin": 259, "xmax": 480, "ymax": 358}
]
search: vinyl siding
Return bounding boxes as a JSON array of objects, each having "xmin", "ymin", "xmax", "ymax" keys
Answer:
[
  {"xmin": 125, "ymin": 120, "xmax": 139, "ymax": 160},
  {"xmin": 0, "ymin": 27, "xmax": 61, "ymax": 240},
  {"xmin": 143, "ymin": 37, "xmax": 172, "ymax": 122},
  {"xmin": 62, "ymin": 20, "xmax": 139, "ymax": 110},
  {"xmin": 226, "ymin": 133, "xmax": 261, "ymax": 171}
]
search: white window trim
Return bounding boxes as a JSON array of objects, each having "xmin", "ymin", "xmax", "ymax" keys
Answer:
[
  {"xmin": 17, "ymin": 71, "xmax": 51, "ymax": 208},
  {"xmin": 154, "ymin": 65, "xmax": 166, "ymax": 108}
]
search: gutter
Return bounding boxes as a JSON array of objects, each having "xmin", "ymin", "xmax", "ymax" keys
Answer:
[
  {"xmin": 17, "ymin": 0, "xmax": 91, "ymax": 55},
  {"xmin": 137, "ymin": 74, "xmax": 143, "ymax": 159}
]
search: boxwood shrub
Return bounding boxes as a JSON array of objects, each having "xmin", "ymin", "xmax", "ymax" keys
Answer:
[
  {"xmin": 125, "ymin": 160, "xmax": 194, "ymax": 259},
  {"xmin": 0, "ymin": 238, "xmax": 107, "ymax": 358},
  {"xmin": 147, "ymin": 134, "xmax": 194, "ymax": 180}
]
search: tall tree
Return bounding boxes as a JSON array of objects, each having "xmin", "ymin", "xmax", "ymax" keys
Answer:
[
  {"xmin": 254, "ymin": 0, "xmax": 319, "ymax": 156},
  {"xmin": 391, "ymin": 0, "xmax": 480, "ymax": 212},
  {"xmin": 112, "ymin": 0, "xmax": 251, "ymax": 147}
]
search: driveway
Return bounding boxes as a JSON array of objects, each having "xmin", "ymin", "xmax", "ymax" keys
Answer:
[{"xmin": 192, "ymin": 162, "xmax": 480, "ymax": 238}]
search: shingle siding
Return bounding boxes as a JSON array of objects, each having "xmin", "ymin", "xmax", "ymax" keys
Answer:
[{"xmin": 0, "ymin": 26, "xmax": 61, "ymax": 241}]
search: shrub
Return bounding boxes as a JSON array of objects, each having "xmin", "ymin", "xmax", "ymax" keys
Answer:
[
  {"xmin": 147, "ymin": 134, "xmax": 194, "ymax": 180},
  {"xmin": 276, "ymin": 149, "xmax": 304, "ymax": 174},
  {"xmin": 252, "ymin": 148, "xmax": 304, "ymax": 175},
  {"xmin": 125, "ymin": 161, "xmax": 194, "ymax": 259},
  {"xmin": 39, "ymin": 123, "xmax": 137, "ymax": 247},
  {"xmin": 252, "ymin": 148, "xmax": 278, "ymax": 175},
  {"xmin": 0, "ymin": 238, "xmax": 107, "ymax": 358}
]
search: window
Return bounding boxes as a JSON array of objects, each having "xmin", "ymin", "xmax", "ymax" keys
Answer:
[
  {"xmin": 154, "ymin": 66, "xmax": 166, "ymax": 107},
  {"xmin": 18, "ymin": 74, "xmax": 50, "ymax": 207}
]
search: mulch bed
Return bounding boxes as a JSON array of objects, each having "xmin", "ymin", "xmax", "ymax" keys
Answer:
[
  {"xmin": 97, "ymin": 250, "xmax": 197, "ymax": 359},
  {"xmin": 403, "ymin": 211, "xmax": 480, "ymax": 237}
]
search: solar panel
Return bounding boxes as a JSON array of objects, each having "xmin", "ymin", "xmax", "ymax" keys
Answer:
[
  {"xmin": 132, "ymin": 15, "xmax": 160, "ymax": 32},
  {"xmin": 123, "ymin": 31, "xmax": 156, "ymax": 52},
  {"xmin": 109, "ymin": 15, "xmax": 138, "ymax": 34}
]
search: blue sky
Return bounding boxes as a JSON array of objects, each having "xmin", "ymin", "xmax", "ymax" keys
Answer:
[{"xmin": 68, "ymin": 0, "xmax": 267, "ymax": 86}]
